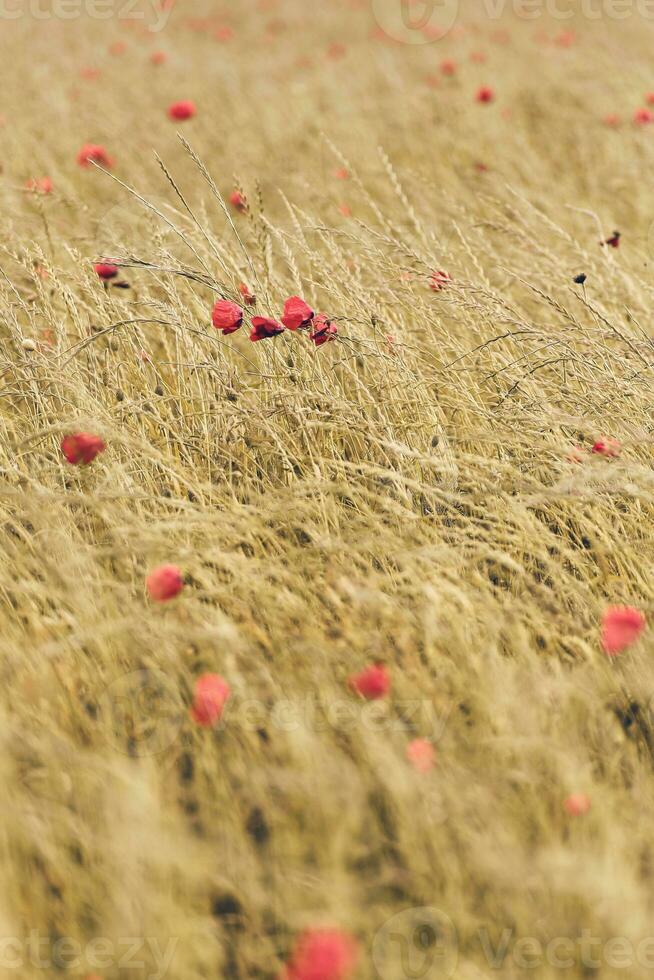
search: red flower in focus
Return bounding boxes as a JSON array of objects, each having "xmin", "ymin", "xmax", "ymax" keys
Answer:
[
  {"xmin": 349, "ymin": 663, "xmax": 390, "ymax": 700},
  {"xmin": 25, "ymin": 177, "xmax": 53, "ymax": 194},
  {"xmin": 634, "ymin": 107, "xmax": 653, "ymax": 125},
  {"xmin": 310, "ymin": 314, "xmax": 337, "ymax": 347},
  {"xmin": 168, "ymin": 100, "xmax": 196, "ymax": 121},
  {"xmin": 77, "ymin": 144, "xmax": 114, "ymax": 168},
  {"xmin": 94, "ymin": 263, "xmax": 119, "ymax": 281},
  {"xmin": 250, "ymin": 316, "xmax": 285, "ymax": 342},
  {"xmin": 429, "ymin": 270, "xmax": 452, "ymax": 291},
  {"xmin": 211, "ymin": 299, "xmax": 243, "ymax": 335},
  {"xmin": 281, "ymin": 296, "xmax": 315, "ymax": 331},
  {"xmin": 238, "ymin": 282, "xmax": 256, "ymax": 305},
  {"xmin": 592, "ymin": 437, "xmax": 620, "ymax": 458},
  {"xmin": 146, "ymin": 564, "xmax": 184, "ymax": 602},
  {"xmin": 229, "ymin": 190, "xmax": 247, "ymax": 213},
  {"xmin": 150, "ymin": 50, "xmax": 167, "ymax": 65},
  {"xmin": 61, "ymin": 433, "xmax": 106, "ymax": 465},
  {"xmin": 406, "ymin": 738, "xmax": 435, "ymax": 773},
  {"xmin": 476, "ymin": 86, "xmax": 495, "ymax": 103},
  {"xmin": 440, "ymin": 59, "xmax": 457, "ymax": 76},
  {"xmin": 601, "ymin": 606, "xmax": 646, "ymax": 656},
  {"xmin": 190, "ymin": 673, "xmax": 231, "ymax": 727},
  {"xmin": 281, "ymin": 928, "xmax": 358, "ymax": 980},
  {"xmin": 564, "ymin": 793, "xmax": 591, "ymax": 816}
]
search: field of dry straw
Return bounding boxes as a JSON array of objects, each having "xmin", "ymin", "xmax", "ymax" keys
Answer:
[{"xmin": 2, "ymin": 0, "xmax": 654, "ymax": 977}]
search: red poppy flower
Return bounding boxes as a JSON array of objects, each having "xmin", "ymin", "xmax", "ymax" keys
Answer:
[
  {"xmin": 349, "ymin": 663, "xmax": 390, "ymax": 700},
  {"xmin": 429, "ymin": 270, "xmax": 452, "ymax": 291},
  {"xmin": 310, "ymin": 314, "xmax": 337, "ymax": 347},
  {"xmin": 150, "ymin": 50, "xmax": 167, "ymax": 65},
  {"xmin": 250, "ymin": 316, "xmax": 285, "ymax": 342},
  {"xmin": 281, "ymin": 928, "xmax": 358, "ymax": 980},
  {"xmin": 333, "ymin": 167, "xmax": 349, "ymax": 180},
  {"xmin": 406, "ymin": 738, "xmax": 435, "ymax": 773},
  {"xmin": 146, "ymin": 564, "xmax": 184, "ymax": 602},
  {"xmin": 61, "ymin": 433, "xmax": 106, "ymax": 465},
  {"xmin": 476, "ymin": 86, "xmax": 495, "ymax": 103},
  {"xmin": 190, "ymin": 673, "xmax": 231, "ymax": 727},
  {"xmin": 555, "ymin": 29, "xmax": 576, "ymax": 47},
  {"xmin": 25, "ymin": 177, "xmax": 53, "ymax": 194},
  {"xmin": 211, "ymin": 299, "xmax": 243, "ymax": 334},
  {"xmin": 337, "ymin": 203, "xmax": 352, "ymax": 217},
  {"xmin": 600, "ymin": 231, "xmax": 621, "ymax": 248},
  {"xmin": 77, "ymin": 144, "xmax": 114, "ymax": 168},
  {"xmin": 168, "ymin": 100, "xmax": 196, "ymax": 121},
  {"xmin": 564, "ymin": 793, "xmax": 590, "ymax": 816},
  {"xmin": 94, "ymin": 263, "xmax": 119, "ymax": 280},
  {"xmin": 440, "ymin": 59, "xmax": 457, "ymax": 76},
  {"xmin": 634, "ymin": 107, "xmax": 653, "ymax": 125},
  {"xmin": 601, "ymin": 606, "xmax": 646, "ymax": 656},
  {"xmin": 281, "ymin": 296, "xmax": 315, "ymax": 331},
  {"xmin": 592, "ymin": 437, "xmax": 620, "ymax": 458},
  {"xmin": 229, "ymin": 190, "xmax": 247, "ymax": 212},
  {"xmin": 238, "ymin": 282, "xmax": 256, "ymax": 305}
]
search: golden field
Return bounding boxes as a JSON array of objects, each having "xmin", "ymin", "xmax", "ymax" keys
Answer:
[{"xmin": 2, "ymin": 1, "xmax": 654, "ymax": 977}]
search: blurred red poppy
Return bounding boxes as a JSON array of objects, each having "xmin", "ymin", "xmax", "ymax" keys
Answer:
[
  {"xmin": 229, "ymin": 190, "xmax": 247, "ymax": 212},
  {"xmin": 281, "ymin": 928, "xmax": 358, "ymax": 980},
  {"xmin": 168, "ymin": 100, "xmax": 196, "ymax": 121},
  {"xmin": 77, "ymin": 144, "xmax": 114, "ymax": 168},
  {"xmin": 61, "ymin": 433, "xmax": 106, "ymax": 465},
  {"xmin": 146, "ymin": 564, "xmax": 184, "ymax": 602},
  {"xmin": 25, "ymin": 177, "xmax": 53, "ymax": 194},
  {"xmin": 191, "ymin": 673, "xmax": 231, "ymax": 727},
  {"xmin": 476, "ymin": 86, "xmax": 495, "ymax": 103},
  {"xmin": 601, "ymin": 606, "xmax": 646, "ymax": 656},
  {"xmin": 95, "ymin": 263, "xmax": 119, "ymax": 280},
  {"xmin": 349, "ymin": 663, "xmax": 390, "ymax": 700}
]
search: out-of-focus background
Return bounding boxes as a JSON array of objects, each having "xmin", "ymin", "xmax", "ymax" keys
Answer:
[{"xmin": 2, "ymin": 0, "xmax": 654, "ymax": 977}]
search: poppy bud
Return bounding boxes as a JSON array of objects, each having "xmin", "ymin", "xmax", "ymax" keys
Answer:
[
  {"xmin": 77, "ymin": 144, "xmax": 114, "ymax": 168},
  {"xmin": 95, "ymin": 263, "xmax": 119, "ymax": 281}
]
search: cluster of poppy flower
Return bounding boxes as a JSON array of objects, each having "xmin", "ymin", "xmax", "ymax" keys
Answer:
[{"xmin": 212, "ymin": 294, "xmax": 337, "ymax": 346}]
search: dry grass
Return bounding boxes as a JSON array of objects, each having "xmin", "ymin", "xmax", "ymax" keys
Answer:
[{"xmin": 2, "ymin": 2, "xmax": 654, "ymax": 977}]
